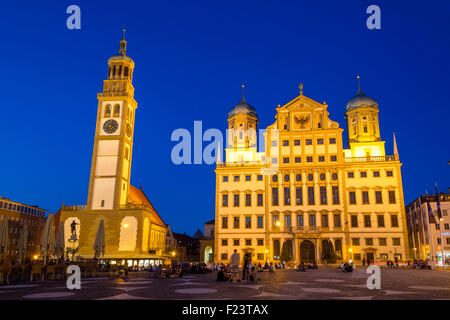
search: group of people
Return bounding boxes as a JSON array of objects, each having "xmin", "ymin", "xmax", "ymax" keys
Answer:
[
  {"xmin": 412, "ymin": 259, "xmax": 432, "ymax": 270},
  {"xmin": 296, "ymin": 261, "xmax": 318, "ymax": 272}
]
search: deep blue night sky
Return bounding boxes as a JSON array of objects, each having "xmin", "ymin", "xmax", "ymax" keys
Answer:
[{"xmin": 1, "ymin": 1, "xmax": 449, "ymax": 235}]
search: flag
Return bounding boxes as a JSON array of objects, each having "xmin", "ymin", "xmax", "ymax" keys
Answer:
[
  {"xmin": 427, "ymin": 197, "xmax": 436, "ymax": 224},
  {"xmin": 413, "ymin": 202, "xmax": 419, "ymax": 227},
  {"xmin": 435, "ymin": 184, "xmax": 443, "ymax": 220}
]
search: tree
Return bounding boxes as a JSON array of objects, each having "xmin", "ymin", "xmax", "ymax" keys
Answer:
[
  {"xmin": 280, "ymin": 240, "xmax": 293, "ymax": 262},
  {"xmin": 321, "ymin": 240, "xmax": 337, "ymax": 263}
]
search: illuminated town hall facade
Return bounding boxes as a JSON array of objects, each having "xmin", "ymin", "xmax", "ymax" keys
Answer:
[
  {"xmin": 215, "ymin": 81, "xmax": 409, "ymax": 265},
  {"xmin": 60, "ymin": 35, "xmax": 167, "ymax": 266}
]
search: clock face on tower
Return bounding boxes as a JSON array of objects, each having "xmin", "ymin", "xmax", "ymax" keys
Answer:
[
  {"xmin": 126, "ymin": 123, "xmax": 132, "ymax": 138},
  {"xmin": 103, "ymin": 119, "xmax": 119, "ymax": 134}
]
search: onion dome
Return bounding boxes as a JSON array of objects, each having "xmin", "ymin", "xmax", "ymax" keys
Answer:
[
  {"xmin": 228, "ymin": 85, "xmax": 258, "ymax": 118},
  {"xmin": 346, "ymin": 76, "xmax": 378, "ymax": 111},
  {"xmin": 108, "ymin": 27, "xmax": 134, "ymax": 63}
]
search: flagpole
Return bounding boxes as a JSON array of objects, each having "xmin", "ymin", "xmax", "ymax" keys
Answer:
[
  {"xmin": 424, "ymin": 191, "xmax": 436, "ymax": 267},
  {"xmin": 435, "ymin": 183, "xmax": 446, "ymax": 271},
  {"xmin": 408, "ymin": 207, "xmax": 417, "ymax": 260},
  {"xmin": 418, "ymin": 197, "xmax": 427, "ymax": 260},
  {"xmin": 414, "ymin": 202, "xmax": 422, "ymax": 259}
]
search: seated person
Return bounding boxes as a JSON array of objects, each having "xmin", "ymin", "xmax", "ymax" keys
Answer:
[
  {"xmin": 343, "ymin": 263, "xmax": 353, "ymax": 273},
  {"xmin": 248, "ymin": 267, "xmax": 258, "ymax": 282},
  {"xmin": 297, "ymin": 263, "xmax": 306, "ymax": 272},
  {"xmin": 216, "ymin": 267, "xmax": 229, "ymax": 281}
]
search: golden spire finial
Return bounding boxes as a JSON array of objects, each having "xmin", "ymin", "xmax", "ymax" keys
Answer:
[
  {"xmin": 299, "ymin": 83, "xmax": 303, "ymax": 95},
  {"xmin": 122, "ymin": 26, "xmax": 126, "ymax": 40},
  {"xmin": 356, "ymin": 75, "xmax": 362, "ymax": 94}
]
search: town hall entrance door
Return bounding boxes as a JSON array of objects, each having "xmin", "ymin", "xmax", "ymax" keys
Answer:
[{"xmin": 300, "ymin": 240, "xmax": 315, "ymax": 263}]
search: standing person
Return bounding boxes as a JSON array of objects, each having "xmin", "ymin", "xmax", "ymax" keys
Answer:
[
  {"xmin": 242, "ymin": 253, "xmax": 250, "ymax": 280},
  {"xmin": 362, "ymin": 257, "xmax": 366, "ymax": 268},
  {"xmin": 230, "ymin": 249, "xmax": 241, "ymax": 282}
]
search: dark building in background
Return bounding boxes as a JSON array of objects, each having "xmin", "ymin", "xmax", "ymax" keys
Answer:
[
  {"xmin": 0, "ymin": 196, "xmax": 46, "ymax": 261},
  {"xmin": 173, "ymin": 232, "xmax": 200, "ymax": 263}
]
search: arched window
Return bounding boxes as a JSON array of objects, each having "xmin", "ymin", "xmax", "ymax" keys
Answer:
[
  {"xmin": 296, "ymin": 174, "xmax": 302, "ymax": 182},
  {"xmin": 104, "ymin": 105, "xmax": 111, "ymax": 117},
  {"xmin": 124, "ymin": 67, "xmax": 129, "ymax": 77},
  {"xmin": 112, "ymin": 65, "xmax": 116, "ymax": 77},
  {"xmin": 284, "ymin": 174, "xmax": 289, "ymax": 182},
  {"xmin": 114, "ymin": 104, "xmax": 120, "ymax": 117},
  {"xmin": 118, "ymin": 65, "xmax": 122, "ymax": 77},
  {"xmin": 272, "ymin": 175, "xmax": 278, "ymax": 183}
]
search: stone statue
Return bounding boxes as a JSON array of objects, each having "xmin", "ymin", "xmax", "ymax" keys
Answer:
[{"xmin": 70, "ymin": 220, "xmax": 78, "ymax": 235}]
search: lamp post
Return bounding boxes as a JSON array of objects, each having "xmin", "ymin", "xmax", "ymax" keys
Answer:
[
  {"xmin": 265, "ymin": 249, "xmax": 269, "ymax": 263},
  {"xmin": 348, "ymin": 248, "xmax": 353, "ymax": 263}
]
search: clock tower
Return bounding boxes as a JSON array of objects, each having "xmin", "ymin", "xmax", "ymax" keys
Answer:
[{"xmin": 87, "ymin": 30, "xmax": 137, "ymax": 210}]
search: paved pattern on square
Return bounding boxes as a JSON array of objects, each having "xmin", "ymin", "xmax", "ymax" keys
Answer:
[{"xmin": 0, "ymin": 268, "xmax": 449, "ymax": 300}]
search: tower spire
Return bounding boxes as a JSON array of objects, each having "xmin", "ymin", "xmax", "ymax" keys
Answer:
[
  {"xmin": 119, "ymin": 26, "xmax": 127, "ymax": 56},
  {"xmin": 356, "ymin": 75, "xmax": 362, "ymax": 95},
  {"xmin": 393, "ymin": 132, "xmax": 399, "ymax": 156},
  {"xmin": 240, "ymin": 82, "xmax": 247, "ymax": 103}
]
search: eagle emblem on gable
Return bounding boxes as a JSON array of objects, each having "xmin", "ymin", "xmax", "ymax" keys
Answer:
[{"xmin": 294, "ymin": 114, "xmax": 310, "ymax": 129}]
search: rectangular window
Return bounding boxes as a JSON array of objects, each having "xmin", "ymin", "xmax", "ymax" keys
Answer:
[
  {"xmin": 222, "ymin": 217, "xmax": 228, "ymax": 229},
  {"xmin": 245, "ymin": 239, "xmax": 252, "ymax": 246},
  {"xmin": 375, "ymin": 191, "xmax": 382, "ymax": 204},
  {"xmin": 349, "ymin": 191, "xmax": 356, "ymax": 204},
  {"xmin": 352, "ymin": 238, "xmax": 360, "ymax": 246},
  {"xmin": 436, "ymin": 223, "xmax": 440, "ymax": 230},
  {"xmin": 233, "ymin": 239, "xmax": 240, "ymax": 246},
  {"xmin": 329, "ymin": 138, "xmax": 336, "ymax": 144},
  {"xmin": 320, "ymin": 186, "xmax": 327, "ymax": 205},
  {"xmin": 297, "ymin": 214, "xmax": 304, "ymax": 227},
  {"xmin": 295, "ymin": 157, "xmax": 301, "ymax": 163},
  {"xmin": 388, "ymin": 191, "xmax": 396, "ymax": 204},
  {"xmin": 245, "ymin": 175, "xmax": 251, "ymax": 181},
  {"xmin": 294, "ymin": 140, "xmax": 300, "ymax": 146},
  {"xmin": 332, "ymin": 186, "xmax": 339, "ymax": 204},
  {"xmin": 348, "ymin": 172, "xmax": 354, "ymax": 178},
  {"xmin": 391, "ymin": 215, "xmax": 398, "ymax": 227},
  {"xmin": 257, "ymin": 239, "xmax": 264, "ymax": 246},
  {"xmin": 317, "ymin": 138, "xmax": 324, "ymax": 145},
  {"xmin": 272, "ymin": 188, "xmax": 279, "ymax": 206},
  {"xmin": 233, "ymin": 217, "xmax": 240, "ymax": 229},
  {"xmin": 223, "ymin": 176, "xmax": 228, "ymax": 182},
  {"xmin": 351, "ymin": 215, "xmax": 358, "ymax": 228},
  {"xmin": 234, "ymin": 194, "xmax": 240, "ymax": 207},
  {"xmin": 393, "ymin": 238, "xmax": 401, "ymax": 246},
  {"xmin": 386, "ymin": 171, "xmax": 393, "ymax": 177},
  {"xmin": 318, "ymin": 156, "xmax": 325, "ymax": 162},
  {"xmin": 221, "ymin": 253, "xmax": 228, "ymax": 260},
  {"xmin": 379, "ymin": 238, "xmax": 387, "ymax": 246},
  {"xmin": 221, "ymin": 239, "xmax": 228, "ymax": 246},
  {"xmin": 309, "ymin": 214, "xmax": 316, "ymax": 227},
  {"xmin": 245, "ymin": 194, "xmax": 251, "ymax": 207},
  {"xmin": 321, "ymin": 214, "xmax": 329, "ymax": 228},
  {"xmin": 308, "ymin": 186, "xmax": 315, "ymax": 205},
  {"xmin": 373, "ymin": 171, "xmax": 380, "ymax": 177},
  {"xmin": 245, "ymin": 216, "xmax": 251, "ymax": 229},
  {"xmin": 284, "ymin": 187, "xmax": 291, "ymax": 205},
  {"xmin": 283, "ymin": 157, "xmax": 289, "ymax": 164},
  {"xmin": 334, "ymin": 214, "xmax": 341, "ymax": 227},
  {"xmin": 257, "ymin": 216, "xmax": 264, "ymax": 228},
  {"xmin": 360, "ymin": 171, "xmax": 367, "ymax": 178},
  {"xmin": 282, "ymin": 140, "xmax": 289, "ymax": 146},
  {"xmin": 306, "ymin": 139, "xmax": 312, "ymax": 145},
  {"xmin": 445, "ymin": 223, "xmax": 449, "ymax": 230},
  {"xmin": 378, "ymin": 215, "xmax": 385, "ymax": 227},
  {"xmin": 257, "ymin": 194, "xmax": 263, "ymax": 206},
  {"xmin": 364, "ymin": 215, "xmax": 371, "ymax": 227},
  {"xmin": 233, "ymin": 175, "xmax": 240, "ymax": 182},
  {"xmin": 366, "ymin": 238, "xmax": 373, "ymax": 246},
  {"xmin": 272, "ymin": 215, "xmax": 280, "ymax": 227},
  {"xmin": 257, "ymin": 175, "xmax": 263, "ymax": 181},
  {"xmin": 362, "ymin": 191, "xmax": 369, "ymax": 204},
  {"xmin": 330, "ymin": 155, "xmax": 337, "ymax": 162},
  {"xmin": 285, "ymin": 215, "xmax": 292, "ymax": 228},
  {"xmin": 307, "ymin": 156, "xmax": 313, "ymax": 163},
  {"xmin": 438, "ymin": 238, "xmax": 441, "ymax": 244},
  {"xmin": 222, "ymin": 194, "xmax": 228, "ymax": 207},
  {"xmin": 296, "ymin": 187, "xmax": 303, "ymax": 205}
]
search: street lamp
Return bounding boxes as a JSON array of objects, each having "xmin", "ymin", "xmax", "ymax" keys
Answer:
[
  {"xmin": 348, "ymin": 248, "xmax": 353, "ymax": 263},
  {"xmin": 265, "ymin": 249, "xmax": 269, "ymax": 263}
]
